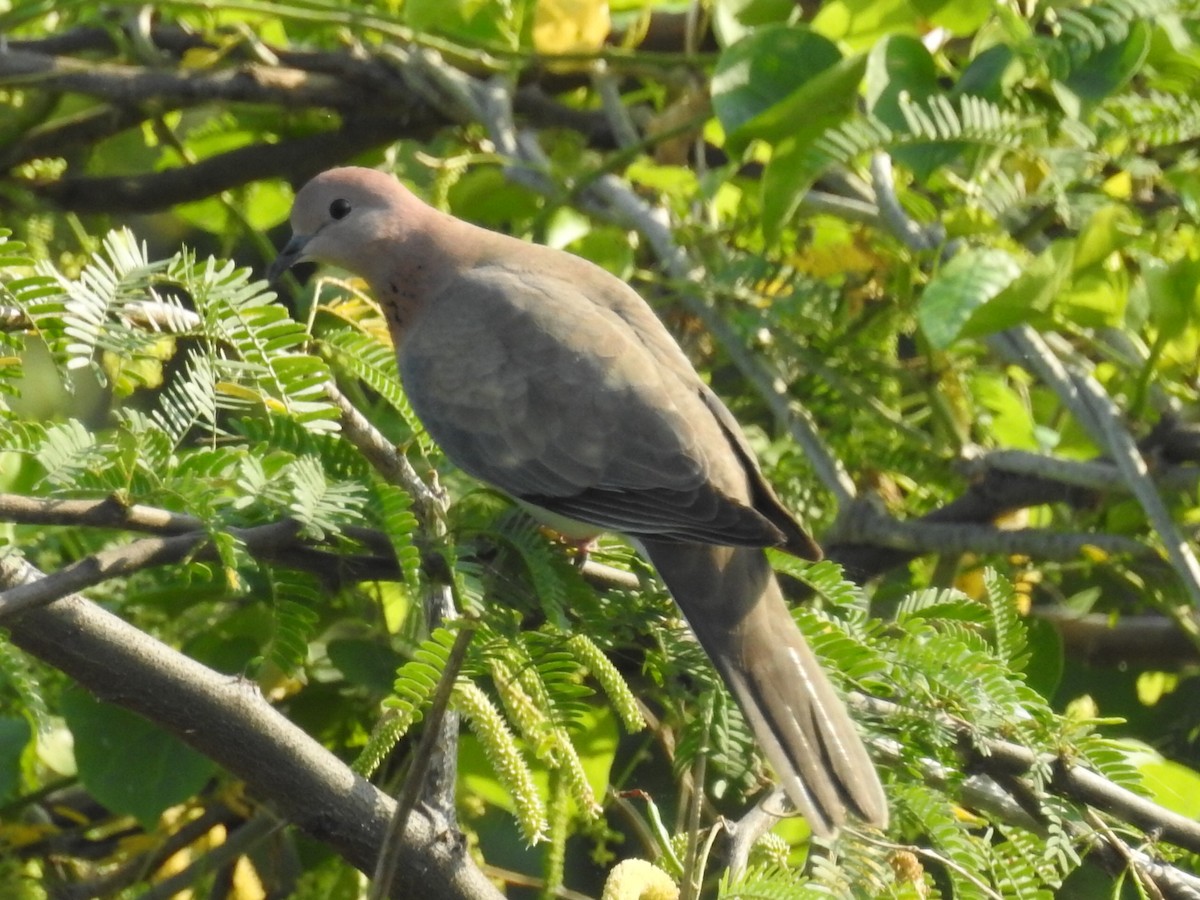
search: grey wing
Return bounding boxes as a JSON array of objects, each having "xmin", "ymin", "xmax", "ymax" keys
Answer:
[{"xmin": 398, "ymin": 267, "xmax": 785, "ymax": 547}]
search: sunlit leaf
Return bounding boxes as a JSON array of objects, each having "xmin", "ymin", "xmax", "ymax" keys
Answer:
[
  {"xmin": 62, "ymin": 690, "xmax": 216, "ymax": 830},
  {"xmin": 533, "ymin": 0, "xmax": 610, "ymax": 54},
  {"xmin": 918, "ymin": 247, "xmax": 1022, "ymax": 348},
  {"xmin": 712, "ymin": 25, "xmax": 843, "ymax": 149}
]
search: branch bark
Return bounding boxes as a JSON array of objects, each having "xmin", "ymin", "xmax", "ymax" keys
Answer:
[
  {"xmin": 0, "ymin": 553, "xmax": 502, "ymax": 900},
  {"xmin": 19, "ymin": 116, "xmax": 435, "ymax": 213}
]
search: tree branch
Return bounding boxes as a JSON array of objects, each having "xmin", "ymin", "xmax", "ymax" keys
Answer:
[
  {"xmin": 55, "ymin": 802, "xmax": 245, "ymax": 900},
  {"xmin": 1034, "ymin": 607, "xmax": 1200, "ymax": 668},
  {"xmin": 0, "ymin": 553, "xmax": 502, "ymax": 900},
  {"xmin": 0, "ymin": 504, "xmax": 401, "ymax": 617},
  {"xmin": 326, "ymin": 382, "xmax": 447, "ymax": 525},
  {"xmin": 19, "ymin": 116, "xmax": 430, "ymax": 213},
  {"xmin": 0, "ymin": 50, "xmax": 367, "ymax": 110},
  {"xmin": 853, "ymin": 694, "xmax": 1200, "ymax": 894}
]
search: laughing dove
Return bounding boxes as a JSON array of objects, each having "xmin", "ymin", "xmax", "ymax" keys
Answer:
[{"xmin": 270, "ymin": 167, "xmax": 887, "ymax": 835}]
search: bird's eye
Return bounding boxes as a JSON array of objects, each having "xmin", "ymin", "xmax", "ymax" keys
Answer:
[{"xmin": 329, "ymin": 199, "xmax": 352, "ymax": 220}]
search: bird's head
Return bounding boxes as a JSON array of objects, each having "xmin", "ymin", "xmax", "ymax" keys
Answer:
[{"xmin": 268, "ymin": 167, "xmax": 409, "ymax": 283}]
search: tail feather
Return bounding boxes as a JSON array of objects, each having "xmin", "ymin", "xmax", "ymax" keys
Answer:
[{"xmin": 641, "ymin": 539, "xmax": 887, "ymax": 835}]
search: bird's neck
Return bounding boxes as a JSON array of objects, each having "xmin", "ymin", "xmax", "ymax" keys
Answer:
[{"xmin": 366, "ymin": 208, "xmax": 485, "ymax": 348}]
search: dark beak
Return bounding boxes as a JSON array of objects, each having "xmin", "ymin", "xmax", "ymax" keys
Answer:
[{"xmin": 267, "ymin": 233, "xmax": 311, "ymax": 284}]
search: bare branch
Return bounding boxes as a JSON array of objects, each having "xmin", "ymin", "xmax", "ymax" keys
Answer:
[
  {"xmin": 54, "ymin": 802, "xmax": 243, "ymax": 900},
  {"xmin": 20, "ymin": 117, "xmax": 426, "ymax": 212},
  {"xmin": 1035, "ymin": 607, "xmax": 1200, "ymax": 668},
  {"xmin": 372, "ymin": 624, "xmax": 475, "ymax": 899},
  {"xmin": 831, "ymin": 498, "xmax": 1148, "ymax": 561},
  {"xmin": 0, "ymin": 530, "xmax": 208, "ymax": 619},
  {"xmin": 868, "ymin": 153, "xmax": 946, "ymax": 252},
  {"xmin": 0, "ymin": 554, "xmax": 503, "ymax": 900},
  {"xmin": 0, "ymin": 50, "xmax": 370, "ymax": 110},
  {"xmin": 326, "ymin": 381, "xmax": 448, "ymax": 524},
  {"xmin": 129, "ymin": 814, "xmax": 282, "ymax": 900},
  {"xmin": 0, "ymin": 493, "xmax": 203, "ymax": 533},
  {"xmin": 0, "ymin": 520, "xmax": 305, "ymax": 620}
]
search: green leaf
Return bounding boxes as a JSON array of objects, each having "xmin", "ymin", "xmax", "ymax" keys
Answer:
[
  {"xmin": 1062, "ymin": 20, "xmax": 1151, "ymax": 103},
  {"xmin": 1122, "ymin": 741, "xmax": 1200, "ymax": 819},
  {"xmin": 866, "ymin": 34, "xmax": 962, "ymax": 179},
  {"xmin": 741, "ymin": 52, "xmax": 865, "ymax": 151},
  {"xmin": 373, "ymin": 482, "xmax": 423, "ymax": 592},
  {"xmin": 712, "ymin": 25, "xmax": 843, "ymax": 151},
  {"xmin": 953, "ymin": 43, "xmax": 1015, "ymax": 103},
  {"xmin": 447, "ymin": 167, "xmax": 542, "ymax": 227},
  {"xmin": 1144, "ymin": 254, "xmax": 1200, "ymax": 341},
  {"xmin": 1073, "ymin": 204, "xmax": 1139, "ymax": 272},
  {"xmin": 918, "ymin": 247, "xmax": 1022, "ymax": 349},
  {"xmin": 917, "ymin": 0, "xmax": 994, "ymax": 35},
  {"xmin": 756, "ymin": 54, "xmax": 870, "ymax": 238},
  {"xmin": 958, "ymin": 242, "xmax": 1073, "ymax": 341},
  {"xmin": 865, "ymin": 34, "xmax": 938, "ymax": 121},
  {"xmin": 811, "ymin": 0, "xmax": 922, "ymax": 49},
  {"xmin": 971, "ymin": 372, "xmax": 1040, "ymax": 450},
  {"xmin": 62, "ymin": 689, "xmax": 216, "ymax": 829},
  {"xmin": 403, "ymin": 0, "xmax": 530, "ymax": 49},
  {"xmin": 1023, "ymin": 617, "xmax": 1064, "ymax": 702},
  {"xmin": 0, "ymin": 717, "xmax": 31, "ymax": 802},
  {"xmin": 1058, "ymin": 269, "xmax": 1128, "ymax": 328},
  {"xmin": 712, "ymin": 0, "xmax": 794, "ymax": 47},
  {"xmin": 328, "ymin": 639, "xmax": 406, "ymax": 693}
]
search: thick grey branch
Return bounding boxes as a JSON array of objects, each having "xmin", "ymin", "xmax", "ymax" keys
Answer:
[
  {"xmin": 832, "ymin": 499, "xmax": 1148, "ymax": 561},
  {"xmin": 23, "ymin": 117, "xmax": 425, "ymax": 212},
  {"xmin": 852, "ymin": 695, "xmax": 1200, "ymax": 859},
  {"xmin": 1035, "ymin": 607, "xmax": 1200, "ymax": 668},
  {"xmin": 0, "ymin": 554, "xmax": 502, "ymax": 900},
  {"xmin": 0, "ymin": 50, "xmax": 369, "ymax": 110}
]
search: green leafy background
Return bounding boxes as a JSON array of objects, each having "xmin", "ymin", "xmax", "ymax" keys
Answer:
[{"xmin": 1, "ymin": 0, "xmax": 1200, "ymax": 896}]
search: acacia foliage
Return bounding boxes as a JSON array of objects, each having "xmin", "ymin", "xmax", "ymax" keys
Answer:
[{"xmin": 1, "ymin": 0, "xmax": 1200, "ymax": 897}]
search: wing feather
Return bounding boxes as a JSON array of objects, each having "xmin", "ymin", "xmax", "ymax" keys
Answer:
[{"xmin": 398, "ymin": 261, "xmax": 796, "ymax": 548}]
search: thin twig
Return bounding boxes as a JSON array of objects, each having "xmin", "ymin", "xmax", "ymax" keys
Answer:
[
  {"xmin": 326, "ymin": 381, "xmax": 447, "ymax": 523},
  {"xmin": 854, "ymin": 831, "xmax": 1005, "ymax": 900},
  {"xmin": 1082, "ymin": 808, "xmax": 1166, "ymax": 900},
  {"xmin": 55, "ymin": 803, "xmax": 243, "ymax": 900},
  {"xmin": 370, "ymin": 624, "xmax": 475, "ymax": 900},
  {"xmin": 325, "ymin": 382, "xmax": 460, "ymax": 825},
  {"xmin": 868, "ymin": 152, "xmax": 946, "ymax": 252},
  {"xmin": 679, "ymin": 694, "xmax": 712, "ymax": 900},
  {"xmin": 0, "ymin": 520, "xmax": 303, "ymax": 620},
  {"xmin": 591, "ymin": 61, "xmax": 641, "ymax": 150},
  {"xmin": 131, "ymin": 814, "xmax": 283, "ymax": 900},
  {"xmin": 798, "ymin": 188, "xmax": 886, "ymax": 226}
]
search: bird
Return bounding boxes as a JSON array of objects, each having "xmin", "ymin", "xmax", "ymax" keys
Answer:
[{"xmin": 269, "ymin": 166, "xmax": 887, "ymax": 835}]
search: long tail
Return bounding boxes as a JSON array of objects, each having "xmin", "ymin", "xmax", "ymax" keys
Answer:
[{"xmin": 640, "ymin": 539, "xmax": 887, "ymax": 835}]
